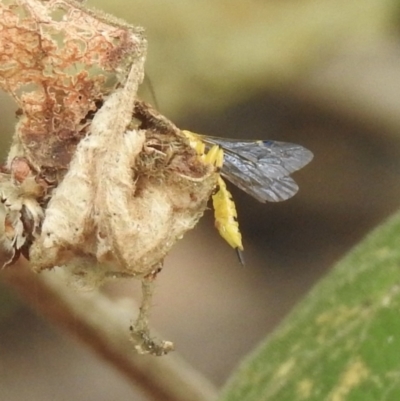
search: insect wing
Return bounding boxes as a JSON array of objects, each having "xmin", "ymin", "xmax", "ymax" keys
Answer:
[{"xmin": 202, "ymin": 137, "xmax": 313, "ymax": 203}]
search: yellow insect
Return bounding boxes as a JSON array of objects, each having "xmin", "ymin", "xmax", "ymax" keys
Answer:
[{"xmin": 182, "ymin": 130, "xmax": 313, "ymax": 262}]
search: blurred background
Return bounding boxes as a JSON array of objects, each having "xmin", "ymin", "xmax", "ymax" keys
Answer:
[{"xmin": 2, "ymin": 0, "xmax": 400, "ymax": 399}]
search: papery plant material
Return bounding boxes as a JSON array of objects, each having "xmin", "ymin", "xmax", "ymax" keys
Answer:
[
  {"xmin": 0, "ymin": 0, "xmax": 147, "ymax": 266},
  {"xmin": 0, "ymin": 157, "xmax": 44, "ymax": 266},
  {"xmin": 29, "ymin": 71, "xmax": 217, "ymax": 279},
  {"xmin": 0, "ymin": 0, "xmax": 144, "ymax": 171},
  {"xmin": 0, "ymin": 0, "xmax": 218, "ymax": 355}
]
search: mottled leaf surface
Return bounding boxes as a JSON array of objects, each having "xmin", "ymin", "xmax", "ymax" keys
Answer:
[{"xmin": 220, "ymin": 212, "xmax": 400, "ymax": 401}]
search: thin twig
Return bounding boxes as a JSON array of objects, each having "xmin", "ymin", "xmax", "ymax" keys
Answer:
[{"xmin": 0, "ymin": 263, "xmax": 218, "ymax": 401}]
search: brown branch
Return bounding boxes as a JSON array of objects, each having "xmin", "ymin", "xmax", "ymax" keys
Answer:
[{"xmin": 0, "ymin": 264, "xmax": 218, "ymax": 401}]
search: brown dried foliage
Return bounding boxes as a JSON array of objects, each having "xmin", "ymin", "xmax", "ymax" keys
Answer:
[
  {"xmin": 0, "ymin": 0, "xmax": 145, "ymax": 171},
  {"xmin": 0, "ymin": 0, "xmax": 218, "ymax": 355}
]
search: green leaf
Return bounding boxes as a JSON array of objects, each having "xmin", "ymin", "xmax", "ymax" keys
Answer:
[{"xmin": 220, "ymin": 211, "xmax": 400, "ymax": 401}]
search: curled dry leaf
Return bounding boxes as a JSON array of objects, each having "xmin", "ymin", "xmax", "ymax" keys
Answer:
[
  {"xmin": 0, "ymin": 0, "xmax": 218, "ymax": 355},
  {"xmin": 0, "ymin": 157, "xmax": 44, "ymax": 267},
  {"xmin": 0, "ymin": 0, "xmax": 145, "ymax": 172}
]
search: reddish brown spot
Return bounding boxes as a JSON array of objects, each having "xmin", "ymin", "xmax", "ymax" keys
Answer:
[
  {"xmin": 57, "ymin": 128, "xmax": 78, "ymax": 141},
  {"xmin": 10, "ymin": 157, "xmax": 32, "ymax": 183}
]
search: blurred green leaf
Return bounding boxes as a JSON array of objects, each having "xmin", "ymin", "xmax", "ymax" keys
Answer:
[
  {"xmin": 220, "ymin": 211, "xmax": 400, "ymax": 401},
  {"xmin": 88, "ymin": 0, "xmax": 397, "ymax": 116}
]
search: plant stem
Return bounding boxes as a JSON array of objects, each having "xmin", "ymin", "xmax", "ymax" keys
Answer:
[{"xmin": 1, "ymin": 263, "xmax": 218, "ymax": 401}]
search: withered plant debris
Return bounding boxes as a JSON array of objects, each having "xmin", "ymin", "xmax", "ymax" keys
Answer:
[{"xmin": 0, "ymin": 0, "xmax": 219, "ymax": 355}]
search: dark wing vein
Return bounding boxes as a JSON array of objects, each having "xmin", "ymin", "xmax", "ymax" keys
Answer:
[{"xmin": 202, "ymin": 137, "xmax": 313, "ymax": 203}]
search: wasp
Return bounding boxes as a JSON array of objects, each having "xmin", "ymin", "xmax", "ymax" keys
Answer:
[
  {"xmin": 133, "ymin": 101, "xmax": 313, "ymax": 263},
  {"xmin": 182, "ymin": 130, "xmax": 313, "ymax": 262}
]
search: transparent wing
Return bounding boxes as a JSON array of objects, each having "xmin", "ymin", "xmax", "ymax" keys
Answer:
[{"xmin": 201, "ymin": 136, "xmax": 313, "ymax": 203}]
